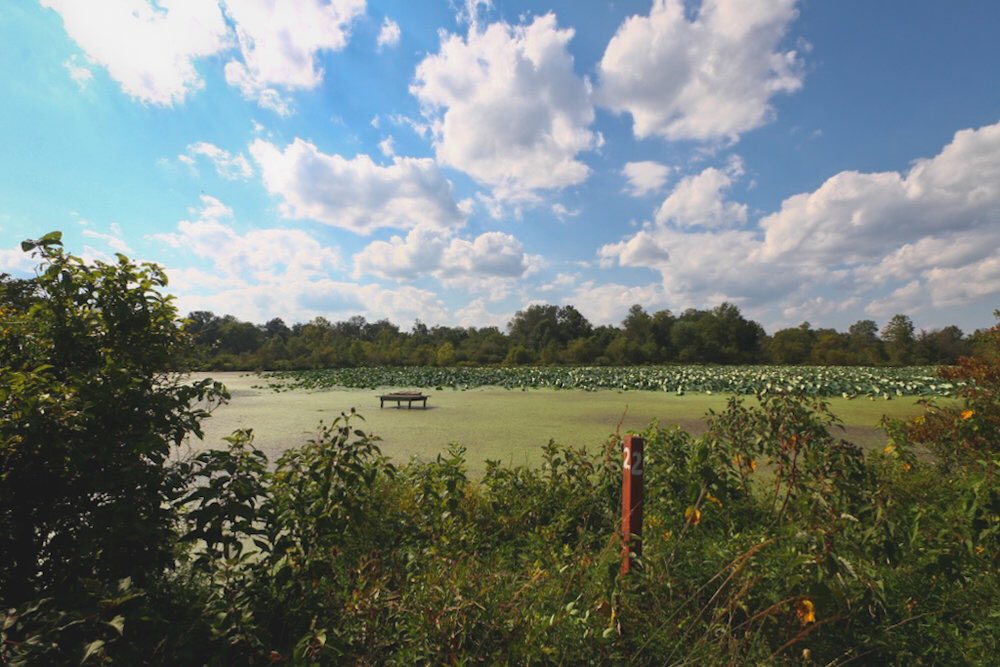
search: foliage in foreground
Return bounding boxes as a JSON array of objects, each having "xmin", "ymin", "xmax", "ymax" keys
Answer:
[
  {"xmin": 9, "ymin": 388, "xmax": 997, "ymax": 665},
  {"xmin": 2, "ymin": 239, "xmax": 998, "ymax": 664}
]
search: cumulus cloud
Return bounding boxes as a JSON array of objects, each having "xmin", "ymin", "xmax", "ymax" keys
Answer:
[
  {"xmin": 376, "ymin": 17, "xmax": 401, "ymax": 49},
  {"xmin": 598, "ymin": 0, "xmax": 803, "ymax": 142},
  {"xmin": 599, "ymin": 120, "xmax": 1000, "ymax": 326},
  {"xmin": 454, "ymin": 297, "xmax": 512, "ymax": 329},
  {"xmin": 41, "ymin": 0, "xmax": 230, "ymax": 106},
  {"xmin": 44, "ymin": 0, "xmax": 365, "ymax": 111},
  {"xmin": 654, "ymin": 161, "xmax": 747, "ymax": 228},
  {"xmin": 152, "ymin": 195, "xmax": 342, "ymax": 281},
  {"xmin": 411, "ymin": 13, "xmax": 599, "ymax": 201},
  {"xmin": 249, "ymin": 138, "xmax": 466, "ymax": 234},
  {"xmin": 567, "ymin": 281, "xmax": 668, "ymax": 326},
  {"xmin": 223, "ymin": 0, "xmax": 365, "ymax": 113},
  {"xmin": 759, "ymin": 122, "xmax": 1000, "ymax": 264},
  {"xmin": 149, "ymin": 194, "xmax": 453, "ymax": 325},
  {"xmin": 180, "ymin": 142, "xmax": 254, "ymax": 180},
  {"xmin": 352, "ymin": 224, "xmax": 541, "ymax": 292},
  {"xmin": 622, "ymin": 161, "xmax": 671, "ymax": 197}
]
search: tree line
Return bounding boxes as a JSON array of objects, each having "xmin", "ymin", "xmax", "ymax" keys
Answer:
[{"xmin": 183, "ymin": 302, "xmax": 988, "ymax": 370}]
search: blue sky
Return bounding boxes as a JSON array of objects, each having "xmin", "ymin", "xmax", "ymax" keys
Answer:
[{"xmin": 2, "ymin": 0, "xmax": 998, "ymax": 334}]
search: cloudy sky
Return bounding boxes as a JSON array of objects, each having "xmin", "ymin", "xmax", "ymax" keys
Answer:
[{"xmin": 2, "ymin": 0, "xmax": 998, "ymax": 333}]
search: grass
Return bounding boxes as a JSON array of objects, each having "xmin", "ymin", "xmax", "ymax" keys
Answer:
[{"xmin": 186, "ymin": 371, "xmax": 947, "ymax": 476}]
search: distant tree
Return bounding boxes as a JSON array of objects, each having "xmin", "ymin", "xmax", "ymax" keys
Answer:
[
  {"xmin": 503, "ymin": 344, "xmax": 533, "ymax": 365},
  {"xmin": 915, "ymin": 325, "xmax": 968, "ymax": 365},
  {"xmin": 507, "ymin": 304, "xmax": 593, "ymax": 354},
  {"xmin": 436, "ymin": 341, "xmax": 457, "ymax": 366},
  {"xmin": 650, "ymin": 309, "xmax": 676, "ymax": 360},
  {"xmin": 217, "ymin": 316, "xmax": 263, "ymax": 355},
  {"xmin": 882, "ymin": 314, "xmax": 916, "ymax": 365},
  {"xmin": 769, "ymin": 323, "xmax": 814, "ymax": 364},
  {"xmin": 264, "ymin": 317, "xmax": 291, "ymax": 341},
  {"xmin": 810, "ymin": 329, "xmax": 852, "ymax": 365},
  {"xmin": 848, "ymin": 319, "xmax": 884, "ymax": 364}
]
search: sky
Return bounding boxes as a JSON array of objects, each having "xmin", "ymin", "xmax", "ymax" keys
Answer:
[{"xmin": 1, "ymin": 0, "xmax": 999, "ymax": 334}]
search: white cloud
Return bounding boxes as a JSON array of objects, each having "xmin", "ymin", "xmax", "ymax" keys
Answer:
[
  {"xmin": 352, "ymin": 224, "xmax": 541, "ymax": 291},
  {"xmin": 352, "ymin": 225, "xmax": 449, "ymax": 280},
  {"xmin": 0, "ymin": 245, "xmax": 37, "ymax": 276},
  {"xmin": 249, "ymin": 138, "xmax": 466, "ymax": 234},
  {"xmin": 376, "ymin": 17, "xmax": 401, "ymax": 49},
  {"xmin": 865, "ymin": 281, "xmax": 926, "ymax": 320},
  {"xmin": 63, "ymin": 54, "xmax": 93, "ymax": 89},
  {"xmin": 598, "ymin": 0, "xmax": 803, "ymax": 142},
  {"xmin": 654, "ymin": 164, "xmax": 747, "ymax": 228},
  {"xmin": 600, "ymin": 120, "xmax": 1000, "ymax": 326},
  {"xmin": 378, "ymin": 135, "xmax": 396, "ymax": 157},
  {"xmin": 622, "ymin": 161, "xmax": 671, "ymax": 197},
  {"xmin": 782, "ymin": 296, "xmax": 859, "ymax": 324},
  {"xmin": 551, "ymin": 203, "xmax": 580, "ymax": 219},
  {"xmin": 759, "ymin": 122, "xmax": 1000, "ymax": 265},
  {"xmin": 152, "ymin": 195, "xmax": 342, "ymax": 281},
  {"xmin": 148, "ymin": 195, "xmax": 457, "ymax": 325},
  {"xmin": 42, "ymin": 0, "xmax": 230, "ymax": 106},
  {"xmin": 172, "ymin": 274, "xmax": 450, "ymax": 326},
  {"xmin": 181, "ymin": 142, "xmax": 254, "ymax": 180},
  {"xmin": 455, "ymin": 297, "xmax": 511, "ymax": 328},
  {"xmin": 223, "ymin": 0, "xmax": 365, "ymax": 112},
  {"xmin": 412, "ymin": 13, "xmax": 599, "ymax": 201},
  {"xmin": 567, "ymin": 281, "xmax": 667, "ymax": 325},
  {"xmin": 441, "ymin": 231, "xmax": 541, "ymax": 283},
  {"xmin": 82, "ymin": 228, "xmax": 132, "ymax": 254}
]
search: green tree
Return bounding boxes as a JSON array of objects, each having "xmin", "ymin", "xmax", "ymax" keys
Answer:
[
  {"xmin": 0, "ymin": 233, "xmax": 226, "ymax": 607},
  {"xmin": 848, "ymin": 319, "xmax": 884, "ymax": 364},
  {"xmin": 768, "ymin": 323, "xmax": 814, "ymax": 364},
  {"xmin": 882, "ymin": 314, "xmax": 916, "ymax": 365}
]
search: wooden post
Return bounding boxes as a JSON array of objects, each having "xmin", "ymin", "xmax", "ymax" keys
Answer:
[{"xmin": 621, "ymin": 435, "xmax": 644, "ymax": 575}]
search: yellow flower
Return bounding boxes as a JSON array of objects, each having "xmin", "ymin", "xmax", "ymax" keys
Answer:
[
  {"xmin": 883, "ymin": 443, "xmax": 896, "ymax": 455},
  {"xmin": 684, "ymin": 506, "xmax": 701, "ymax": 526},
  {"xmin": 796, "ymin": 598, "xmax": 816, "ymax": 625},
  {"xmin": 961, "ymin": 409, "xmax": 974, "ymax": 420}
]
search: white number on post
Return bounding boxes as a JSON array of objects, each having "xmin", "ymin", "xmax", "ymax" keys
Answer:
[{"xmin": 623, "ymin": 446, "xmax": 643, "ymax": 476}]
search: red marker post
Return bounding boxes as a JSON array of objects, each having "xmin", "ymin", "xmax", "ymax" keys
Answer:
[{"xmin": 621, "ymin": 435, "xmax": 644, "ymax": 575}]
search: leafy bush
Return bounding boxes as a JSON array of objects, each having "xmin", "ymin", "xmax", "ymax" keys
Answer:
[{"xmin": 1, "ymin": 234, "xmax": 227, "ymax": 662}]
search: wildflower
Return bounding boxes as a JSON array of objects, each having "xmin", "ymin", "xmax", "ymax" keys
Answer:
[
  {"xmin": 684, "ymin": 506, "xmax": 701, "ymax": 526},
  {"xmin": 734, "ymin": 454, "xmax": 758, "ymax": 471},
  {"xmin": 961, "ymin": 409, "xmax": 974, "ymax": 420},
  {"xmin": 901, "ymin": 462, "xmax": 912, "ymax": 472},
  {"xmin": 883, "ymin": 443, "xmax": 896, "ymax": 455},
  {"xmin": 706, "ymin": 493, "xmax": 723, "ymax": 507},
  {"xmin": 796, "ymin": 598, "xmax": 816, "ymax": 625}
]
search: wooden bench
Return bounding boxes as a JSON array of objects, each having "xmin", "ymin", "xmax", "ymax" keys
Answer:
[{"xmin": 379, "ymin": 391, "xmax": 429, "ymax": 409}]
